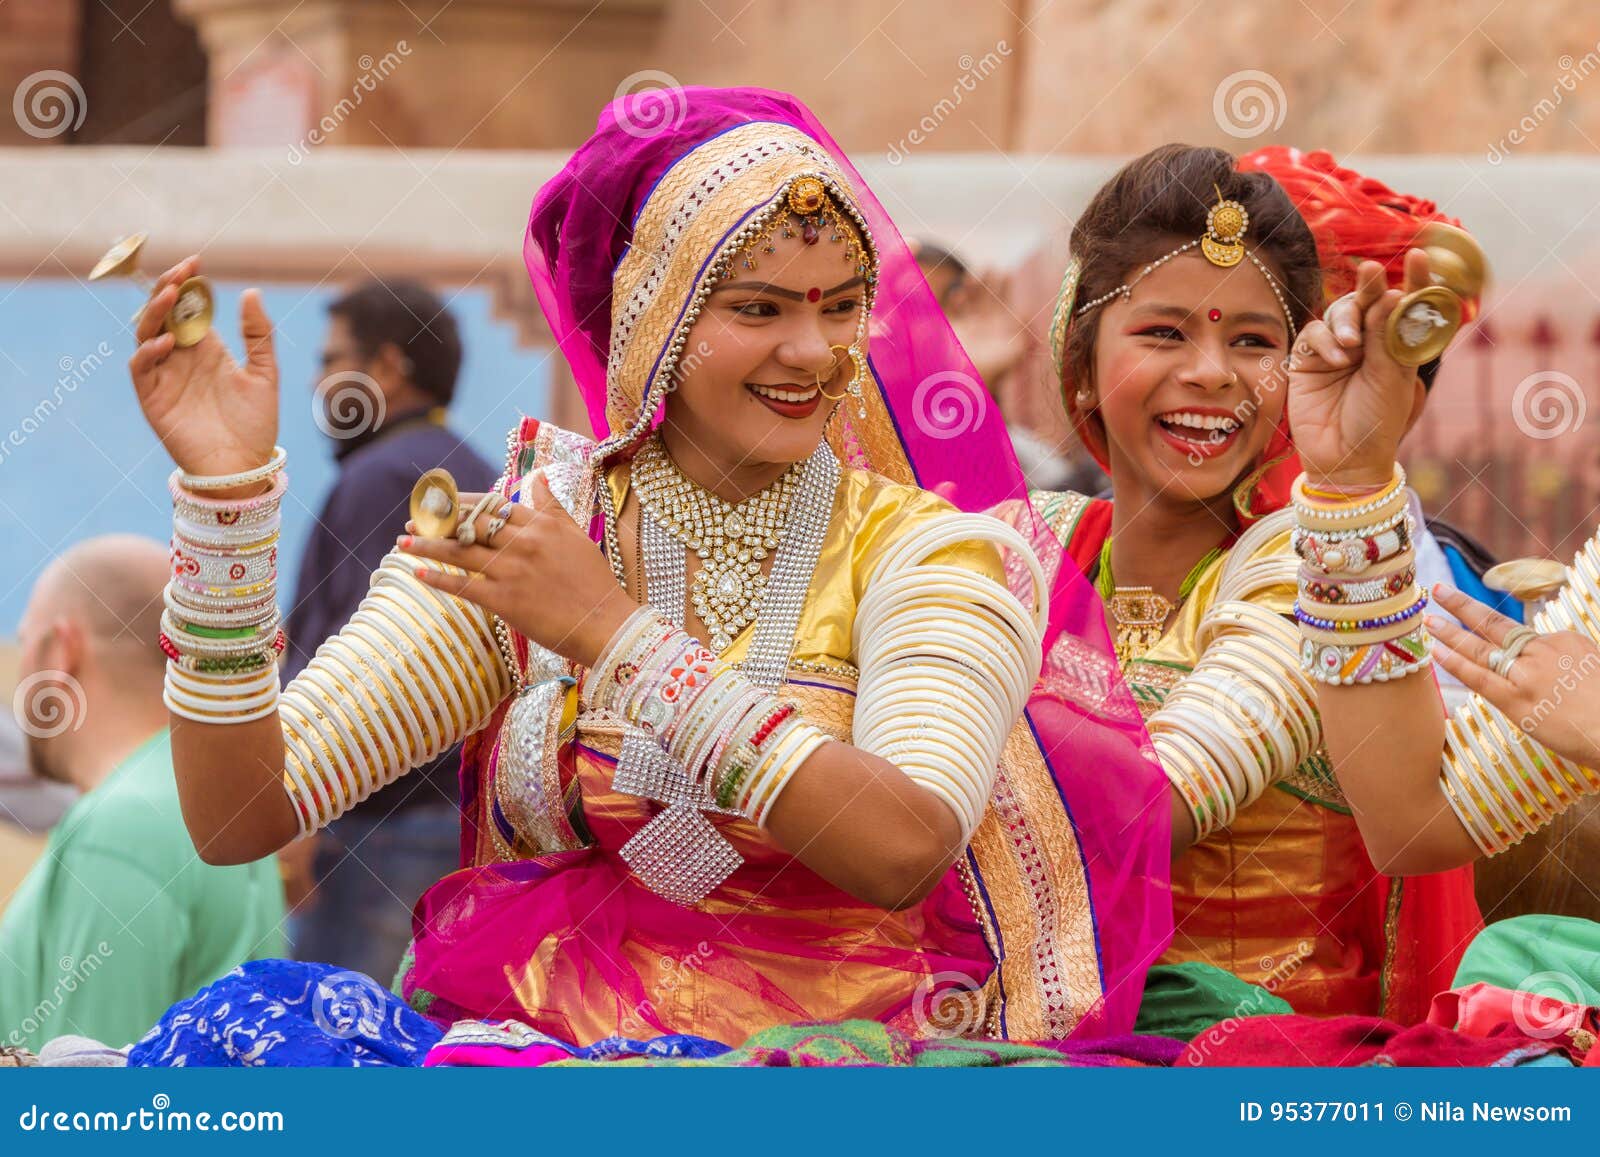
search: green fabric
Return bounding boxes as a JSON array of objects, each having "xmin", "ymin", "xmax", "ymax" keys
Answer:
[
  {"xmin": 553, "ymin": 1019, "xmax": 1088, "ymax": 1067},
  {"xmin": 1134, "ymin": 962, "xmax": 1293, "ymax": 1042},
  {"xmin": 1453, "ymin": 914, "xmax": 1600, "ymax": 1005},
  {"xmin": 0, "ymin": 730, "xmax": 284, "ymax": 1051}
]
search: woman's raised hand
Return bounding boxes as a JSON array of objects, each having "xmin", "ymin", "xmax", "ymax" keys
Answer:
[
  {"xmin": 1286, "ymin": 251, "xmax": 1431, "ymax": 489},
  {"xmin": 127, "ymin": 255, "xmax": 280, "ymax": 494}
]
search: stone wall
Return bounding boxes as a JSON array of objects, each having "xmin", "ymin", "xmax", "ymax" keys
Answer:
[{"xmin": 9, "ymin": 1, "xmax": 1600, "ymax": 158}]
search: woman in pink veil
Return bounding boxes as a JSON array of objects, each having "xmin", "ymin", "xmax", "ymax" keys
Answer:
[{"xmin": 125, "ymin": 86, "xmax": 1170, "ymax": 1067}]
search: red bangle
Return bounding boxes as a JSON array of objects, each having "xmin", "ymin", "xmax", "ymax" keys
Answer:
[{"xmin": 752, "ymin": 703, "xmax": 796, "ymax": 748}]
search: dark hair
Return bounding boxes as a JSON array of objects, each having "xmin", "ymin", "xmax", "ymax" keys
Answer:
[
  {"xmin": 327, "ymin": 278, "xmax": 463, "ymax": 406},
  {"xmin": 913, "ymin": 239, "xmax": 969, "ymax": 279},
  {"xmin": 1065, "ymin": 144, "xmax": 1322, "ymax": 411}
]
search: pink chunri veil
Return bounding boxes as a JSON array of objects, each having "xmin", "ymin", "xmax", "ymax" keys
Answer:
[{"xmin": 517, "ymin": 86, "xmax": 1171, "ymax": 1038}]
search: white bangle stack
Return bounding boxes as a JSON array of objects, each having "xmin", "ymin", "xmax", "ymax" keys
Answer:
[
  {"xmin": 278, "ymin": 551, "xmax": 514, "ymax": 833},
  {"xmin": 1292, "ymin": 466, "xmax": 1432, "ymax": 685},
  {"xmin": 1141, "ymin": 511, "xmax": 1323, "ymax": 841},
  {"xmin": 852, "ymin": 514, "xmax": 1045, "ymax": 840},
  {"xmin": 1440, "ymin": 533, "xmax": 1600, "ymax": 855}
]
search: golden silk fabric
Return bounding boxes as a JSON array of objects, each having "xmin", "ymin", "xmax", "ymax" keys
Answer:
[
  {"xmin": 437, "ymin": 459, "xmax": 1109, "ymax": 1042},
  {"xmin": 1033, "ymin": 491, "xmax": 1387, "ymax": 1016}
]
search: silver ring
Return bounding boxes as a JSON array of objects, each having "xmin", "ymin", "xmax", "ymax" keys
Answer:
[
  {"xmin": 455, "ymin": 492, "xmax": 500, "ymax": 547},
  {"xmin": 1492, "ymin": 626, "xmax": 1538, "ymax": 677},
  {"xmin": 1500, "ymin": 625, "xmax": 1538, "ymax": 659},
  {"xmin": 1488, "ymin": 646, "xmax": 1524, "ymax": 679},
  {"xmin": 483, "ymin": 516, "xmax": 506, "ymax": 546}
]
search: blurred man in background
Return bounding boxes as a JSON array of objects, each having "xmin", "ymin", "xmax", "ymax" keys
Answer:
[
  {"xmin": 285, "ymin": 279, "xmax": 496, "ymax": 986},
  {"xmin": 0, "ymin": 536, "xmax": 284, "ymax": 1053}
]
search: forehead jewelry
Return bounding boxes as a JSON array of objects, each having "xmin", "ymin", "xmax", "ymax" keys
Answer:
[
  {"xmin": 727, "ymin": 175, "xmax": 866, "ymax": 276},
  {"xmin": 1068, "ymin": 186, "xmax": 1298, "ymax": 344}
]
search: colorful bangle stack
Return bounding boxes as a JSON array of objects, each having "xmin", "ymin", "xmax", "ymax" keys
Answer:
[
  {"xmin": 1291, "ymin": 465, "xmax": 1432, "ymax": 685},
  {"xmin": 162, "ymin": 452, "xmax": 290, "ymax": 724},
  {"xmin": 583, "ymin": 607, "xmax": 829, "ymax": 825},
  {"xmin": 1440, "ymin": 534, "xmax": 1600, "ymax": 856}
]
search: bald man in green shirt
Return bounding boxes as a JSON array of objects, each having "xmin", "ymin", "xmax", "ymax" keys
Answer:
[{"xmin": 1, "ymin": 535, "xmax": 284, "ymax": 1053}]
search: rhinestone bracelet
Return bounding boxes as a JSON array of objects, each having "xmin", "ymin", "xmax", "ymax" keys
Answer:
[{"xmin": 1299, "ymin": 563, "xmax": 1417, "ymax": 606}]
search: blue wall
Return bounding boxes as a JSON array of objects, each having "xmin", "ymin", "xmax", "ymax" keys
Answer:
[{"xmin": 0, "ymin": 278, "xmax": 552, "ymax": 636}]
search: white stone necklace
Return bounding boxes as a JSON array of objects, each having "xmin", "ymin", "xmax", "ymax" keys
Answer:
[
  {"xmin": 595, "ymin": 437, "xmax": 840, "ymax": 905},
  {"xmin": 630, "ymin": 436, "xmax": 801, "ymax": 651}
]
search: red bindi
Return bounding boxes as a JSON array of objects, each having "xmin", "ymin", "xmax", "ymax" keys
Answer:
[
  {"xmin": 806, "ymin": 287, "xmax": 822, "ymax": 303},
  {"xmin": 1207, "ymin": 308, "xmax": 1222, "ymax": 322}
]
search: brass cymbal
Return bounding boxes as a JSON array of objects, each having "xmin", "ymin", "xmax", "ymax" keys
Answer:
[
  {"xmin": 1385, "ymin": 285, "xmax": 1462, "ymax": 366},
  {"xmin": 1483, "ymin": 558, "xmax": 1568, "ymax": 603},
  {"xmin": 89, "ymin": 232, "xmax": 215, "ymax": 347},
  {"xmin": 166, "ymin": 276, "xmax": 214, "ymax": 348},
  {"xmin": 1416, "ymin": 221, "xmax": 1488, "ymax": 301},
  {"xmin": 89, "ymin": 232, "xmax": 148, "ymax": 281},
  {"xmin": 409, "ymin": 468, "xmax": 460, "ymax": 539}
]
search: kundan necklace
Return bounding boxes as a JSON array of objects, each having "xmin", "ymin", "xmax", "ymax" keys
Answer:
[
  {"xmin": 631, "ymin": 436, "xmax": 801, "ymax": 651},
  {"xmin": 1095, "ymin": 536, "xmax": 1223, "ymax": 667}
]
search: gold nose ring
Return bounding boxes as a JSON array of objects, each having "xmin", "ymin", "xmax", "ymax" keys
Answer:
[{"xmin": 817, "ymin": 344, "xmax": 850, "ymax": 400}]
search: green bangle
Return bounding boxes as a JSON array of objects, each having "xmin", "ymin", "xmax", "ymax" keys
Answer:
[{"xmin": 715, "ymin": 750, "xmax": 756, "ymax": 810}]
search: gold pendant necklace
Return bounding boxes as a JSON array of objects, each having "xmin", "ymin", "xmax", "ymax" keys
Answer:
[
  {"xmin": 630, "ymin": 436, "xmax": 801, "ymax": 651},
  {"xmin": 1095, "ymin": 537, "xmax": 1224, "ymax": 667},
  {"xmin": 1106, "ymin": 588, "xmax": 1174, "ymax": 667}
]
